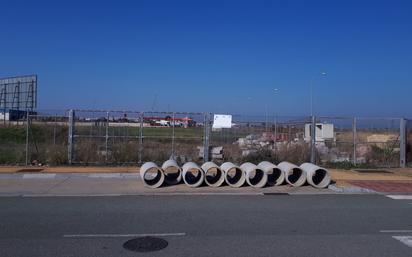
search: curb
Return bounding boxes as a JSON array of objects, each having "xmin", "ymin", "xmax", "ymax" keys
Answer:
[{"xmin": 0, "ymin": 173, "xmax": 140, "ymax": 180}]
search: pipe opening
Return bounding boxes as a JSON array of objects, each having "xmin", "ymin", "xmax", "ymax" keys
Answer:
[
  {"xmin": 184, "ymin": 168, "xmax": 203, "ymax": 185},
  {"xmin": 267, "ymin": 168, "xmax": 282, "ymax": 186},
  {"xmin": 205, "ymin": 167, "xmax": 223, "ymax": 185},
  {"xmin": 248, "ymin": 169, "xmax": 265, "ymax": 186},
  {"xmin": 226, "ymin": 168, "xmax": 243, "ymax": 185},
  {"xmin": 288, "ymin": 168, "xmax": 303, "ymax": 184},
  {"xmin": 312, "ymin": 169, "xmax": 327, "ymax": 185},
  {"xmin": 143, "ymin": 168, "xmax": 163, "ymax": 186},
  {"xmin": 309, "ymin": 168, "xmax": 330, "ymax": 188},
  {"xmin": 163, "ymin": 166, "xmax": 181, "ymax": 184}
]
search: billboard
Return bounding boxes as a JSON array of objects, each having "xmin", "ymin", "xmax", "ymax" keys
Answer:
[{"xmin": 0, "ymin": 75, "xmax": 37, "ymax": 111}]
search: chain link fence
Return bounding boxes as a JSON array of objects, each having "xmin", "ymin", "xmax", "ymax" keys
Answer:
[{"xmin": 0, "ymin": 109, "xmax": 408, "ymax": 168}]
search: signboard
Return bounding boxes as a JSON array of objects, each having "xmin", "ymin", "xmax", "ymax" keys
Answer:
[
  {"xmin": 0, "ymin": 75, "xmax": 37, "ymax": 111},
  {"xmin": 213, "ymin": 114, "xmax": 232, "ymax": 129}
]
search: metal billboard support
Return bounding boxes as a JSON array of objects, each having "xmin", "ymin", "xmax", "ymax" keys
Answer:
[{"xmin": 25, "ymin": 110, "xmax": 29, "ymax": 166}]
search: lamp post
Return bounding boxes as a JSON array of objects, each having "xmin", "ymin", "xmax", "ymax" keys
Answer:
[{"xmin": 310, "ymin": 72, "xmax": 327, "ymax": 116}]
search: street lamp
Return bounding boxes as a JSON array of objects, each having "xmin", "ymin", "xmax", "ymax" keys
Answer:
[{"xmin": 310, "ymin": 72, "xmax": 327, "ymax": 116}]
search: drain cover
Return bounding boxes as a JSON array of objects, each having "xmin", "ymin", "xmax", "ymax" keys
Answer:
[{"xmin": 123, "ymin": 237, "xmax": 168, "ymax": 252}]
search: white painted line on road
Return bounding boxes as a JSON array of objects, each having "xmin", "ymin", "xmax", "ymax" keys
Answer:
[
  {"xmin": 386, "ymin": 195, "xmax": 412, "ymax": 200},
  {"xmin": 63, "ymin": 233, "xmax": 186, "ymax": 238},
  {"xmin": 393, "ymin": 236, "xmax": 412, "ymax": 248},
  {"xmin": 380, "ymin": 230, "xmax": 412, "ymax": 233},
  {"xmin": 23, "ymin": 173, "xmax": 56, "ymax": 179}
]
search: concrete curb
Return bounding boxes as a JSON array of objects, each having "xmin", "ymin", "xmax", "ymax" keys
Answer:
[{"xmin": 0, "ymin": 173, "xmax": 140, "ymax": 180}]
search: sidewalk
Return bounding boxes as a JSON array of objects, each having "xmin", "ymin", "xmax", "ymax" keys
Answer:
[
  {"xmin": 330, "ymin": 169, "xmax": 412, "ymax": 193},
  {"xmin": 0, "ymin": 166, "xmax": 411, "ymax": 196}
]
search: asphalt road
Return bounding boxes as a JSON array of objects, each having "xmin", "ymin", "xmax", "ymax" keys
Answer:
[{"xmin": 0, "ymin": 195, "xmax": 411, "ymax": 257}]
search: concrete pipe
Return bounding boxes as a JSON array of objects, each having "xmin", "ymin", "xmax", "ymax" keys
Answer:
[
  {"xmin": 221, "ymin": 162, "xmax": 245, "ymax": 188},
  {"xmin": 201, "ymin": 162, "xmax": 225, "ymax": 187},
  {"xmin": 182, "ymin": 162, "xmax": 204, "ymax": 187},
  {"xmin": 300, "ymin": 163, "xmax": 331, "ymax": 188},
  {"xmin": 241, "ymin": 162, "xmax": 268, "ymax": 188},
  {"xmin": 140, "ymin": 162, "xmax": 165, "ymax": 188},
  {"xmin": 161, "ymin": 159, "xmax": 182, "ymax": 185},
  {"xmin": 257, "ymin": 161, "xmax": 285, "ymax": 186},
  {"xmin": 278, "ymin": 161, "xmax": 306, "ymax": 187}
]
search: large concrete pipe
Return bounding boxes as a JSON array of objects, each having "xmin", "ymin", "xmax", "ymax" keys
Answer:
[
  {"xmin": 201, "ymin": 162, "xmax": 225, "ymax": 187},
  {"xmin": 300, "ymin": 163, "xmax": 331, "ymax": 188},
  {"xmin": 161, "ymin": 159, "xmax": 182, "ymax": 185},
  {"xmin": 140, "ymin": 162, "xmax": 165, "ymax": 188},
  {"xmin": 278, "ymin": 161, "xmax": 306, "ymax": 187},
  {"xmin": 221, "ymin": 162, "xmax": 245, "ymax": 188},
  {"xmin": 240, "ymin": 162, "xmax": 268, "ymax": 188},
  {"xmin": 182, "ymin": 162, "xmax": 204, "ymax": 187},
  {"xmin": 257, "ymin": 161, "xmax": 285, "ymax": 186}
]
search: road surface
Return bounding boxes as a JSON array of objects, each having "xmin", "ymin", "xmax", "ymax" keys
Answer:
[{"xmin": 0, "ymin": 195, "xmax": 411, "ymax": 256}]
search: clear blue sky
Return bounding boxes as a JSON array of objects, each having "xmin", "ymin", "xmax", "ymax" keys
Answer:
[{"xmin": 0, "ymin": 0, "xmax": 411, "ymax": 117}]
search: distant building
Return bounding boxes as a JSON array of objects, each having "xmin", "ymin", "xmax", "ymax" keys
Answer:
[
  {"xmin": 0, "ymin": 109, "xmax": 35, "ymax": 121},
  {"xmin": 304, "ymin": 123, "xmax": 334, "ymax": 142}
]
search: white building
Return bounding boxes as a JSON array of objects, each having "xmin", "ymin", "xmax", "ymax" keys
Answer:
[
  {"xmin": 304, "ymin": 123, "xmax": 334, "ymax": 142},
  {"xmin": 0, "ymin": 111, "xmax": 9, "ymax": 121}
]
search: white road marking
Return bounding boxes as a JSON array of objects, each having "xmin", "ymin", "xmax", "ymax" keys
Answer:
[
  {"xmin": 380, "ymin": 230, "xmax": 412, "ymax": 233},
  {"xmin": 393, "ymin": 236, "xmax": 412, "ymax": 248},
  {"xmin": 63, "ymin": 233, "xmax": 186, "ymax": 238},
  {"xmin": 386, "ymin": 195, "xmax": 412, "ymax": 200}
]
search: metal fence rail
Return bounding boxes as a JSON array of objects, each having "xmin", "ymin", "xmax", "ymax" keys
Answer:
[{"xmin": 0, "ymin": 109, "xmax": 409, "ymax": 168}]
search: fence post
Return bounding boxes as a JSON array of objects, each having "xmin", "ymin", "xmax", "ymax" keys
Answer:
[
  {"xmin": 25, "ymin": 110, "xmax": 29, "ymax": 166},
  {"xmin": 53, "ymin": 114, "xmax": 57, "ymax": 145},
  {"xmin": 352, "ymin": 117, "xmax": 357, "ymax": 165},
  {"xmin": 203, "ymin": 113, "xmax": 210, "ymax": 162},
  {"xmin": 105, "ymin": 111, "xmax": 109, "ymax": 163},
  {"xmin": 68, "ymin": 109, "xmax": 75, "ymax": 165},
  {"xmin": 310, "ymin": 115, "xmax": 316, "ymax": 163},
  {"xmin": 138, "ymin": 112, "xmax": 144, "ymax": 165},
  {"xmin": 400, "ymin": 118, "xmax": 406, "ymax": 168},
  {"xmin": 171, "ymin": 112, "xmax": 176, "ymax": 159},
  {"xmin": 274, "ymin": 115, "xmax": 278, "ymax": 153}
]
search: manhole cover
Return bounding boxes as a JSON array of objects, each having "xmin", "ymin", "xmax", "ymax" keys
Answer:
[{"xmin": 123, "ymin": 237, "xmax": 168, "ymax": 252}]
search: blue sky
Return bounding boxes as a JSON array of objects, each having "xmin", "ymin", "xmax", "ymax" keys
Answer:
[{"xmin": 0, "ymin": 0, "xmax": 411, "ymax": 116}]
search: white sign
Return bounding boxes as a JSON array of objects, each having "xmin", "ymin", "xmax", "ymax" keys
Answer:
[{"xmin": 213, "ymin": 114, "xmax": 232, "ymax": 129}]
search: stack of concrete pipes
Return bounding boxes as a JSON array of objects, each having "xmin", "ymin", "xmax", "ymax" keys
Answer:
[{"xmin": 140, "ymin": 161, "xmax": 331, "ymax": 189}]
